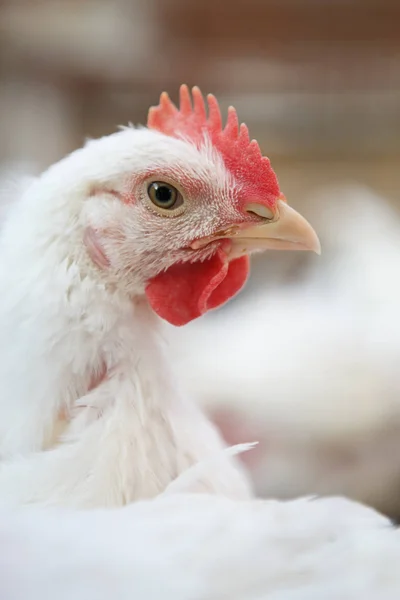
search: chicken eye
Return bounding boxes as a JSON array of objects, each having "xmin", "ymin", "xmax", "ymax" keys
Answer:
[{"xmin": 147, "ymin": 182, "xmax": 183, "ymax": 210}]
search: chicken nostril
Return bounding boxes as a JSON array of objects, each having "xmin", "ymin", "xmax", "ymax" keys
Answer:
[{"xmin": 245, "ymin": 203, "xmax": 275, "ymax": 221}]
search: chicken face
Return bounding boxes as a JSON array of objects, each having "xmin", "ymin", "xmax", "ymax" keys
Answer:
[{"xmin": 81, "ymin": 86, "xmax": 320, "ymax": 326}]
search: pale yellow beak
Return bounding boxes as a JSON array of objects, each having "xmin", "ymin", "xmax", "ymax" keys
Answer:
[{"xmin": 191, "ymin": 199, "xmax": 321, "ymax": 257}]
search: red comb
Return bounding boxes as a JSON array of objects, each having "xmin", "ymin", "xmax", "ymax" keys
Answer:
[{"xmin": 147, "ymin": 85, "xmax": 279, "ymax": 207}]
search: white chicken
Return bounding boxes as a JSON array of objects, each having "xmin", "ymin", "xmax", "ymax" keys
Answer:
[
  {"xmin": 3, "ymin": 97, "xmax": 400, "ymax": 598},
  {"xmin": 0, "ymin": 85, "xmax": 319, "ymax": 506},
  {"xmin": 167, "ymin": 184, "xmax": 400, "ymax": 516}
]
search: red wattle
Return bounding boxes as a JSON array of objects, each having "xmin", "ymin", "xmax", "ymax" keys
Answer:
[{"xmin": 145, "ymin": 250, "xmax": 249, "ymax": 326}]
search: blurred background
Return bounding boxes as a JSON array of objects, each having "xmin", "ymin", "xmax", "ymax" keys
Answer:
[{"xmin": 2, "ymin": 0, "xmax": 400, "ymax": 518}]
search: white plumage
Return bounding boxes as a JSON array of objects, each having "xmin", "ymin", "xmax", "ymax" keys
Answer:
[{"xmin": 1, "ymin": 488, "xmax": 399, "ymax": 600}]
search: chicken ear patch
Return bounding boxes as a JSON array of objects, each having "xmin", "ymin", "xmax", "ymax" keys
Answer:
[{"xmin": 145, "ymin": 250, "xmax": 249, "ymax": 326}]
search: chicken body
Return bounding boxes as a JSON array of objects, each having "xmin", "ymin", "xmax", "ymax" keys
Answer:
[
  {"xmin": 0, "ymin": 169, "xmax": 251, "ymax": 505},
  {"xmin": 1, "ymin": 489, "xmax": 400, "ymax": 600}
]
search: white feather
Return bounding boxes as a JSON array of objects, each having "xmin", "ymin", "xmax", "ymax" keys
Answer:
[{"xmin": 0, "ymin": 490, "xmax": 399, "ymax": 600}]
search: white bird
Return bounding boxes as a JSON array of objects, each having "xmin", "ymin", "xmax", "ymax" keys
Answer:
[
  {"xmin": 167, "ymin": 185, "xmax": 400, "ymax": 517},
  {"xmin": 2, "ymin": 102, "xmax": 400, "ymax": 599},
  {"xmin": 0, "ymin": 85, "xmax": 319, "ymax": 507}
]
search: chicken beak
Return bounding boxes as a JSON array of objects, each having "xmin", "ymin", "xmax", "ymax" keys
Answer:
[
  {"xmin": 191, "ymin": 195, "xmax": 321, "ymax": 259},
  {"xmin": 229, "ymin": 199, "xmax": 321, "ymax": 256},
  {"xmin": 191, "ymin": 198, "xmax": 321, "ymax": 257}
]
